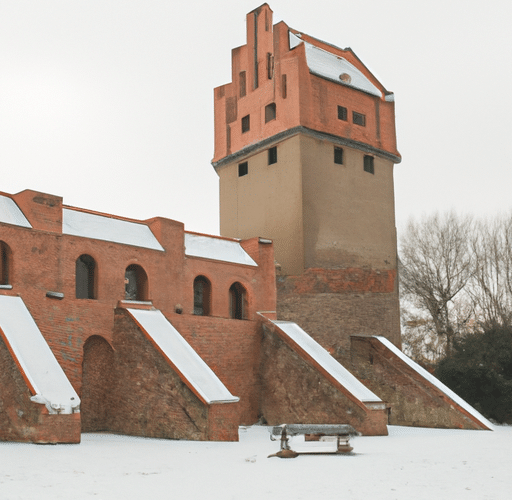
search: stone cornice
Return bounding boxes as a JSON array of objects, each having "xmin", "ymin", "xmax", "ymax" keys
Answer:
[{"xmin": 212, "ymin": 126, "xmax": 401, "ymax": 170}]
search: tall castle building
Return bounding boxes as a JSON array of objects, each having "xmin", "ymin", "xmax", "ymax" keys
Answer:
[
  {"xmin": 212, "ymin": 4, "xmax": 402, "ymax": 360},
  {"xmin": 0, "ymin": 4, "xmax": 491, "ymax": 445}
]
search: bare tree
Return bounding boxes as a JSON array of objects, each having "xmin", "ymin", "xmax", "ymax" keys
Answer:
[
  {"xmin": 399, "ymin": 212, "xmax": 474, "ymax": 357},
  {"xmin": 469, "ymin": 215, "xmax": 512, "ymax": 329}
]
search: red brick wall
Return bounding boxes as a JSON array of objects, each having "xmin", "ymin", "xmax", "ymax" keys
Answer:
[
  {"xmin": 350, "ymin": 336, "xmax": 489, "ymax": 430},
  {"xmin": 277, "ymin": 271, "xmax": 401, "ymax": 363},
  {"xmin": 259, "ymin": 322, "xmax": 388, "ymax": 436},
  {"xmin": 172, "ymin": 315, "xmax": 261, "ymax": 426}
]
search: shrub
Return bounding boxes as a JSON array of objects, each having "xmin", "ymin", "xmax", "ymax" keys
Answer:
[{"xmin": 435, "ymin": 326, "xmax": 512, "ymax": 423}]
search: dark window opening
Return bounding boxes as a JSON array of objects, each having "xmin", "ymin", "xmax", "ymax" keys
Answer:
[
  {"xmin": 193, "ymin": 276, "xmax": 211, "ymax": 316},
  {"xmin": 229, "ymin": 282, "xmax": 247, "ymax": 320},
  {"xmin": 268, "ymin": 146, "xmax": 277, "ymax": 165},
  {"xmin": 241, "ymin": 114, "xmax": 250, "ymax": 133},
  {"xmin": 265, "ymin": 102, "xmax": 276, "ymax": 123},
  {"xmin": 267, "ymin": 52, "xmax": 274, "ymax": 79},
  {"xmin": 353, "ymin": 111, "xmax": 366, "ymax": 126},
  {"xmin": 0, "ymin": 241, "xmax": 11, "ymax": 286},
  {"xmin": 338, "ymin": 106, "xmax": 347, "ymax": 121},
  {"xmin": 76, "ymin": 254, "xmax": 96, "ymax": 299},
  {"xmin": 238, "ymin": 161, "xmax": 248, "ymax": 177},
  {"xmin": 239, "ymin": 71, "xmax": 246, "ymax": 98},
  {"xmin": 282, "ymin": 74, "xmax": 287, "ymax": 99},
  {"xmin": 364, "ymin": 155, "xmax": 375, "ymax": 174},
  {"xmin": 125, "ymin": 264, "xmax": 148, "ymax": 301},
  {"xmin": 334, "ymin": 147, "xmax": 344, "ymax": 165}
]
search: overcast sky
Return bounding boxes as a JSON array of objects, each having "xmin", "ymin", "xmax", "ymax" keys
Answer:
[{"xmin": 1, "ymin": 0, "xmax": 511, "ymax": 236}]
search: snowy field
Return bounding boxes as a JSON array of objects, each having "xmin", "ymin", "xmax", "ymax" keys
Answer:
[{"xmin": 1, "ymin": 425, "xmax": 511, "ymax": 499}]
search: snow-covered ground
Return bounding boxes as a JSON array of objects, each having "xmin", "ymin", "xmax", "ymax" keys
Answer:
[{"xmin": 1, "ymin": 425, "xmax": 510, "ymax": 499}]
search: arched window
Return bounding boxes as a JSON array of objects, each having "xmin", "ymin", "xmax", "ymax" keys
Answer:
[
  {"xmin": 229, "ymin": 282, "xmax": 247, "ymax": 320},
  {"xmin": 125, "ymin": 264, "xmax": 148, "ymax": 301},
  {"xmin": 0, "ymin": 241, "xmax": 11, "ymax": 286},
  {"xmin": 193, "ymin": 276, "xmax": 211, "ymax": 316},
  {"xmin": 76, "ymin": 254, "xmax": 96, "ymax": 299}
]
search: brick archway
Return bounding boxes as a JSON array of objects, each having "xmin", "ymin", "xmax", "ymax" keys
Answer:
[{"xmin": 81, "ymin": 335, "xmax": 114, "ymax": 432}]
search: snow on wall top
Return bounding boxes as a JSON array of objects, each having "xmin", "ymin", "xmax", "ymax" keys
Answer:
[
  {"xmin": 184, "ymin": 233, "xmax": 257, "ymax": 267},
  {"xmin": 127, "ymin": 308, "xmax": 239, "ymax": 404},
  {"xmin": 63, "ymin": 208, "xmax": 164, "ymax": 251},
  {"xmin": 0, "ymin": 295, "xmax": 80, "ymax": 414},
  {"xmin": 0, "ymin": 194, "xmax": 32, "ymax": 228},
  {"xmin": 272, "ymin": 320, "xmax": 382, "ymax": 403},
  {"xmin": 289, "ymin": 32, "xmax": 382, "ymax": 98},
  {"xmin": 375, "ymin": 336, "xmax": 494, "ymax": 430}
]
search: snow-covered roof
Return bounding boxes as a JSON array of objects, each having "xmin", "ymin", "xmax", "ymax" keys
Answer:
[
  {"xmin": 271, "ymin": 320, "xmax": 382, "ymax": 403},
  {"xmin": 0, "ymin": 295, "xmax": 80, "ymax": 414},
  {"xmin": 63, "ymin": 208, "xmax": 164, "ymax": 251},
  {"xmin": 184, "ymin": 233, "xmax": 257, "ymax": 267},
  {"xmin": 127, "ymin": 308, "xmax": 239, "ymax": 404},
  {"xmin": 289, "ymin": 32, "xmax": 382, "ymax": 98},
  {"xmin": 0, "ymin": 194, "xmax": 32, "ymax": 228},
  {"xmin": 375, "ymin": 336, "xmax": 494, "ymax": 430}
]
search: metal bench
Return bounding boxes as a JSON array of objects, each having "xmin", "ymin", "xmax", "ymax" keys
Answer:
[{"xmin": 269, "ymin": 424, "xmax": 358, "ymax": 458}]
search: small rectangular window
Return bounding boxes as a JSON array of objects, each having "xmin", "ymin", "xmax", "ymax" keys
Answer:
[
  {"xmin": 239, "ymin": 71, "xmax": 246, "ymax": 98},
  {"xmin": 241, "ymin": 114, "xmax": 250, "ymax": 133},
  {"xmin": 353, "ymin": 111, "xmax": 366, "ymax": 126},
  {"xmin": 338, "ymin": 106, "xmax": 347, "ymax": 121},
  {"xmin": 364, "ymin": 155, "xmax": 374, "ymax": 174},
  {"xmin": 334, "ymin": 147, "xmax": 344, "ymax": 165},
  {"xmin": 268, "ymin": 146, "xmax": 277, "ymax": 165},
  {"xmin": 265, "ymin": 103, "xmax": 276, "ymax": 123},
  {"xmin": 238, "ymin": 161, "xmax": 248, "ymax": 177},
  {"xmin": 282, "ymin": 74, "xmax": 287, "ymax": 99}
]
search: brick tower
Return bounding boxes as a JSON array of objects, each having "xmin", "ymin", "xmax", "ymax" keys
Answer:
[{"xmin": 212, "ymin": 4, "xmax": 402, "ymax": 361}]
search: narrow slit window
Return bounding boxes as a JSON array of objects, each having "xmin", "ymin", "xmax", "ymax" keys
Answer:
[
  {"xmin": 0, "ymin": 241, "xmax": 11, "ymax": 286},
  {"xmin": 364, "ymin": 155, "xmax": 374, "ymax": 174},
  {"xmin": 282, "ymin": 74, "xmax": 287, "ymax": 99},
  {"xmin": 267, "ymin": 53, "xmax": 274, "ymax": 79},
  {"xmin": 338, "ymin": 106, "xmax": 347, "ymax": 121},
  {"xmin": 353, "ymin": 111, "xmax": 366, "ymax": 126},
  {"xmin": 241, "ymin": 114, "xmax": 250, "ymax": 133},
  {"xmin": 239, "ymin": 71, "xmax": 246, "ymax": 98},
  {"xmin": 239, "ymin": 161, "xmax": 248, "ymax": 177},
  {"xmin": 265, "ymin": 103, "xmax": 276, "ymax": 123},
  {"xmin": 268, "ymin": 146, "xmax": 277, "ymax": 165},
  {"xmin": 334, "ymin": 147, "xmax": 344, "ymax": 165}
]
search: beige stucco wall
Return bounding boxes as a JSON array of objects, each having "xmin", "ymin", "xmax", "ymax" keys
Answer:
[
  {"xmin": 300, "ymin": 135, "xmax": 397, "ymax": 270},
  {"xmin": 218, "ymin": 135, "xmax": 305, "ymax": 275}
]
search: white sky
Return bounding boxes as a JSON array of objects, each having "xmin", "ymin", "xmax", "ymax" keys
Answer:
[{"xmin": 1, "ymin": 0, "xmax": 511, "ymax": 236}]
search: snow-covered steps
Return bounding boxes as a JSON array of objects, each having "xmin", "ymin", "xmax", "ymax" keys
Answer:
[
  {"xmin": 351, "ymin": 335, "xmax": 493, "ymax": 431},
  {"xmin": 259, "ymin": 315, "xmax": 389, "ymax": 436},
  {"xmin": 126, "ymin": 307, "xmax": 239, "ymax": 405},
  {"xmin": 0, "ymin": 295, "xmax": 81, "ymax": 443}
]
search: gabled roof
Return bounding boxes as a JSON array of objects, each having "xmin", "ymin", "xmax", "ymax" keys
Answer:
[{"xmin": 289, "ymin": 31, "xmax": 383, "ymax": 98}]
